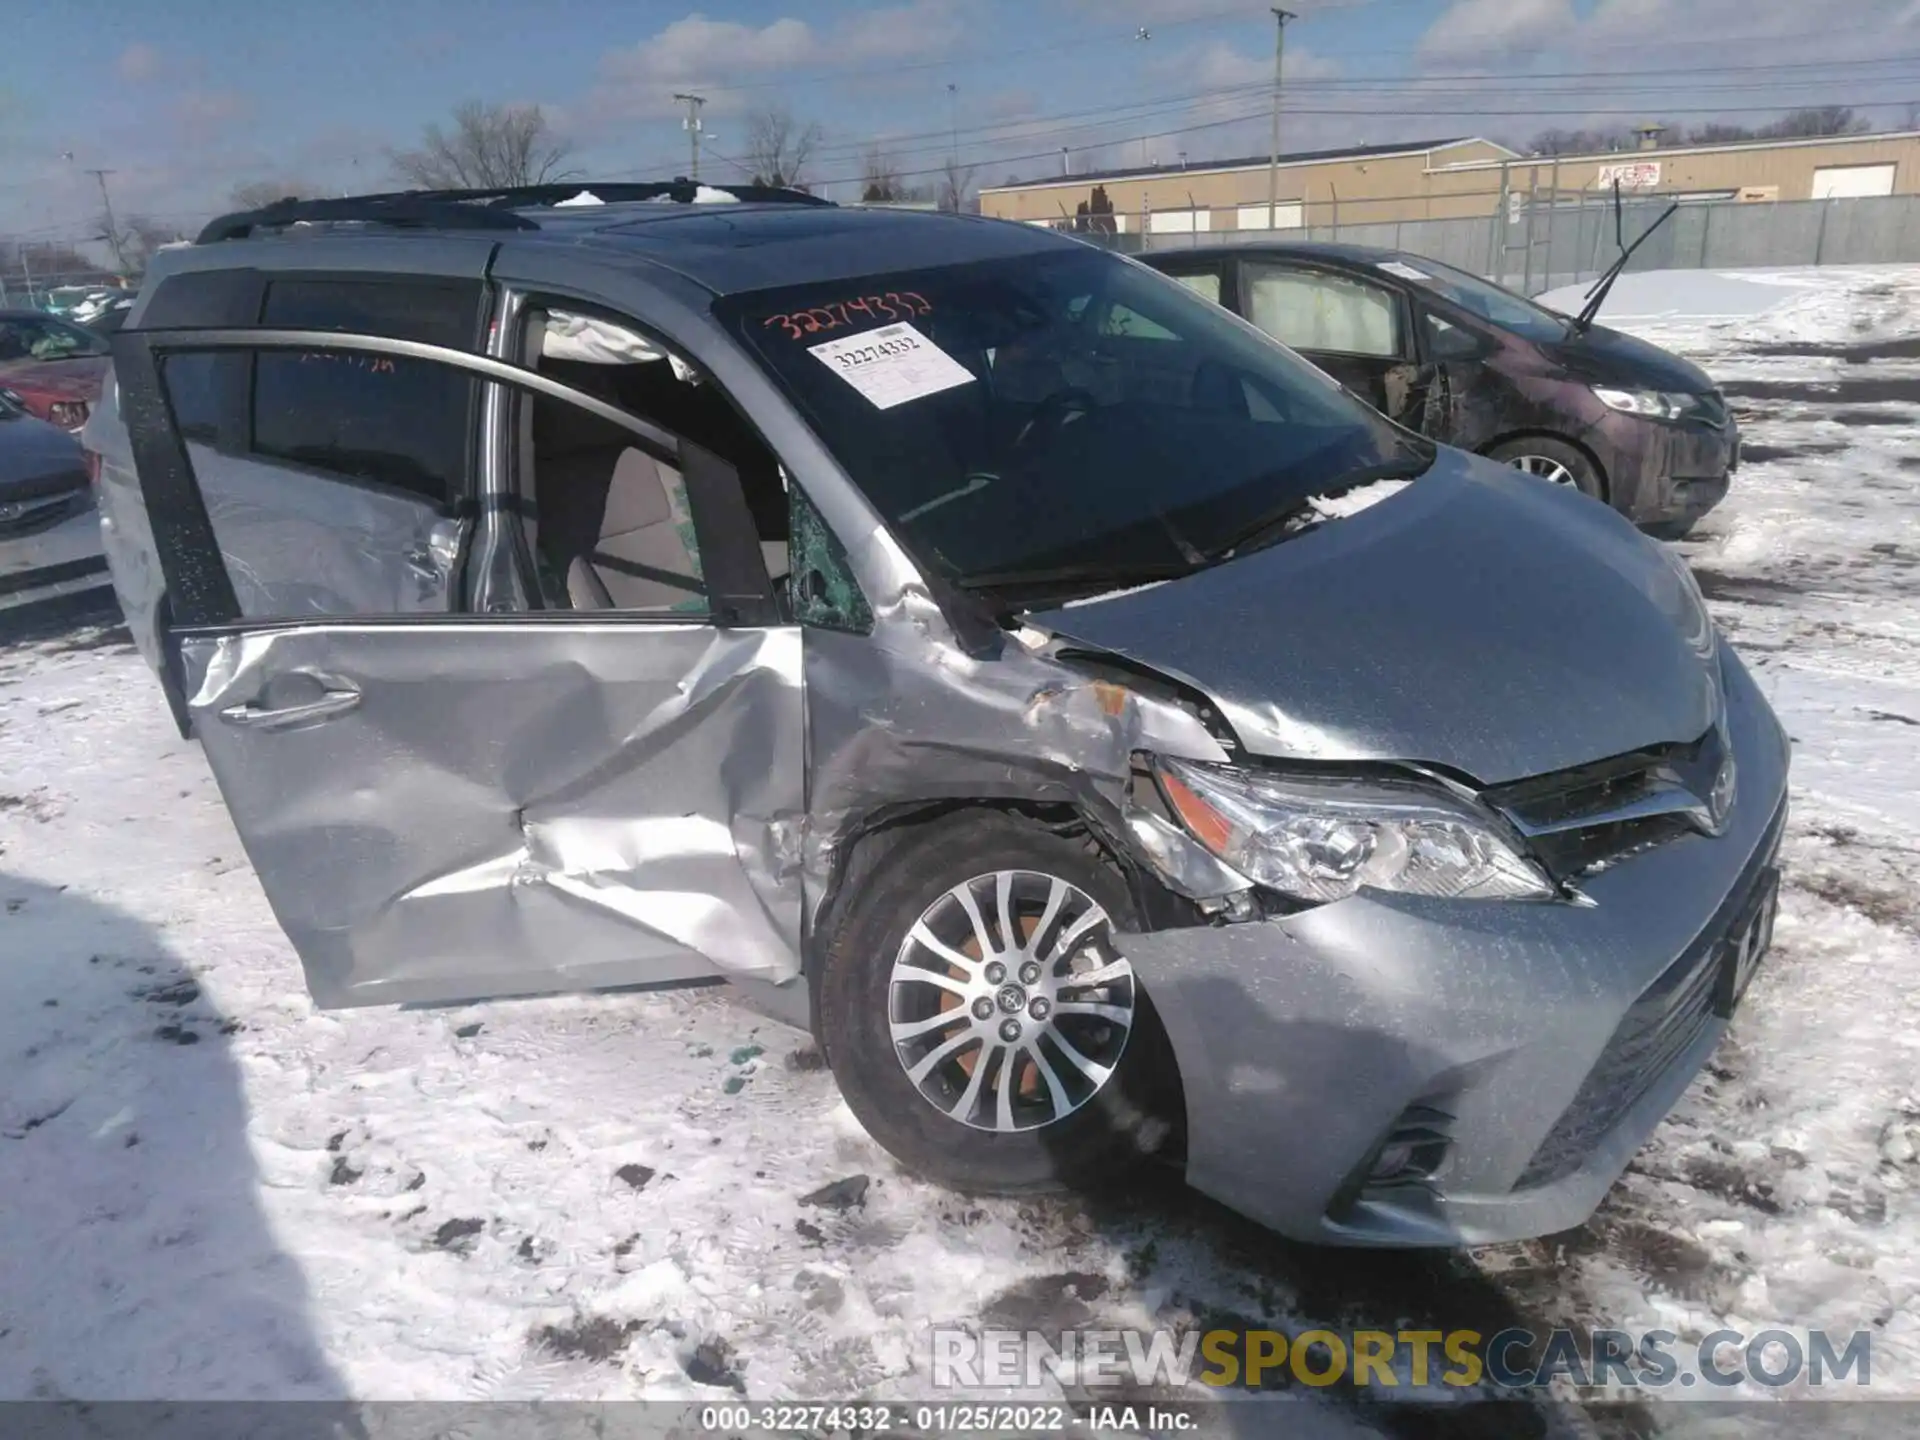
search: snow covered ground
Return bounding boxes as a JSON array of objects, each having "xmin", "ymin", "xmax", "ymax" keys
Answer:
[{"xmin": 2, "ymin": 267, "xmax": 1918, "ymax": 1425}]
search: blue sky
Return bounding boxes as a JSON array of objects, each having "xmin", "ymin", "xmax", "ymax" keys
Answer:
[{"xmin": 3, "ymin": 0, "xmax": 1918, "ymax": 253}]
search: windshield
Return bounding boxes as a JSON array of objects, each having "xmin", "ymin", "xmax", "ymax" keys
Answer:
[
  {"xmin": 722, "ymin": 246, "xmax": 1416, "ymax": 598},
  {"xmin": 1382, "ymin": 255, "xmax": 1569, "ymax": 343},
  {"xmin": 0, "ymin": 314, "xmax": 110, "ymax": 363}
]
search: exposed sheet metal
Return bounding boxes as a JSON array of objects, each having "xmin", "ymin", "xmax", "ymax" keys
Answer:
[
  {"xmin": 801, "ymin": 578, "xmax": 1237, "ymax": 933},
  {"xmin": 181, "ymin": 621, "xmax": 806, "ymax": 1007}
]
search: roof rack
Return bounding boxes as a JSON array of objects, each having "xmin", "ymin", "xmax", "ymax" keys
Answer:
[{"xmin": 195, "ymin": 179, "xmax": 834, "ymax": 244}]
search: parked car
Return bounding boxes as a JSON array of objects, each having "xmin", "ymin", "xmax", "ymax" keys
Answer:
[
  {"xmin": 84, "ymin": 186, "xmax": 1786, "ymax": 1246},
  {"xmin": 1142, "ymin": 242, "xmax": 1739, "ymax": 538},
  {"xmin": 0, "ymin": 386, "xmax": 102, "ymax": 599},
  {"xmin": 0, "ymin": 309, "xmax": 113, "ymax": 431},
  {"xmin": 79, "ymin": 296, "xmax": 138, "ymax": 337}
]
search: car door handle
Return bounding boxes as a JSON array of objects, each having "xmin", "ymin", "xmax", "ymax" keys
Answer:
[{"xmin": 218, "ymin": 687, "xmax": 361, "ymax": 730}]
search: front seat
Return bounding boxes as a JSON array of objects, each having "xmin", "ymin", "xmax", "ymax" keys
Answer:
[{"xmin": 542, "ymin": 446, "xmax": 706, "ymax": 612}]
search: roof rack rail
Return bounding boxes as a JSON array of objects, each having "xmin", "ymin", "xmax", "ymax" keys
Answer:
[{"xmin": 195, "ymin": 178, "xmax": 833, "ymax": 244}]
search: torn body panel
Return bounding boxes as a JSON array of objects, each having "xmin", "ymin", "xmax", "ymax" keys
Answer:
[
  {"xmin": 800, "ymin": 586, "xmax": 1241, "ymax": 948},
  {"xmin": 180, "ymin": 620, "xmax": 806, "ymax": 1007}
]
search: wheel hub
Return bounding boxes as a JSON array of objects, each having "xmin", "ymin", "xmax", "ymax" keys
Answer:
[{"xmin": 887, "ymin": 868, "xmax": 1138, "ymax": 1134}]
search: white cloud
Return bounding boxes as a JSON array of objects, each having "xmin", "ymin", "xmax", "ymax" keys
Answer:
[
  {"xmin": 1417, "ymin": 0, "xmax": 1577, "ymax": 68},
  {"xmin": 596, "ymin": 1, "xmax": 962, "ymax": 115}
]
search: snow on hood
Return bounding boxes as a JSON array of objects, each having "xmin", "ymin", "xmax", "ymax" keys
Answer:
[
  {"xmin": 553, "ymin": 190, "xmax": 604, "ymax": 207},
  {"xmin": 1307, "ymin": 478, "xmax": 1411, "ymax": 520}
]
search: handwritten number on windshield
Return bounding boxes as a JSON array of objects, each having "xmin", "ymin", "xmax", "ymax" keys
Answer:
[{"xmin": 764, "ymin": 292, "xmax": 931, "ymax": 341}]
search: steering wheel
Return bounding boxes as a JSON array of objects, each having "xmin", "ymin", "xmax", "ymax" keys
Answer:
[{"xmin": 1012, "ymin": 387, "xmax": 1101, "ymax": 453}]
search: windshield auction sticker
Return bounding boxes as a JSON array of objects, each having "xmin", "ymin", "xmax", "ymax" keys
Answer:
[{"xmin": 808, "ymin": 322, "xmax": 975, "ymax": 410}]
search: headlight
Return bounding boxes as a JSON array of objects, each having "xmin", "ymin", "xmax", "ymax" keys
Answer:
[
  {"xmin": 1154, "ymin": 757, "xmax": 1555, "ymax": 904},
  {"xmin": 1593, "ymin": 386, "xmax": 1702, "ymax": 422}
]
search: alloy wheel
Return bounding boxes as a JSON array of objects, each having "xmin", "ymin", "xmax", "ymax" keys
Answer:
[
  {"xmin": 1510, "ymin": 453, "xmax": 1577, "ymax": 487},
  {"xmin": 887, "ymin": 870, "xmax": 1136, "ymax": 1133}
]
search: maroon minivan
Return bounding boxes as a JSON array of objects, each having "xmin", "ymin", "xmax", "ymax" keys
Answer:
[{"xmin": 1144, "ymin": 243, "xmax": 1738, "ymax": 538}]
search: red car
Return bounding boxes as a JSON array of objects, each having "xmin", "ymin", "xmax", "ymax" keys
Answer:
[{"xmin": 0, "ymin": 310, "xmax": 113, "ymax": 432}]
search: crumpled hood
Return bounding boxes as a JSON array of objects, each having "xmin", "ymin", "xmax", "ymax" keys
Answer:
[{"xmin": 1031, "ymin": 448, "xmax": 1719, "ymax": 785}]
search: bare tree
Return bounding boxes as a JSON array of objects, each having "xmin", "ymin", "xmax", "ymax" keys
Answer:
[
  {"xmin": 1762, "ymin": 106, "xmax": 1869, "ymax": 139},
  {"xmin": 860, "ymin": 146, "xmax": 906, "ymax": 202},
  {"xmin": 938, "ymin": 156, "xmax": 977, "ymax": 213},
  {"xmin": 744, "ymin": 109, "xmax": 823, "ymax": 191},
  {"xmin": 114, "ymin": 214, "xmax": 186, "ymax": 273},
  {"xmin": 229, "ymin": 178, "xmax": 315, "ymax": 210},
  {"xmin": 389, "ymin": 101, "xmax": 576, "ymax": 191}
]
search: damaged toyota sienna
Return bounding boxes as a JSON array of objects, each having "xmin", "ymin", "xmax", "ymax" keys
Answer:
[{"xmin": 84, "ymin": 184, "xmax": 1788, "ymax": 1247}]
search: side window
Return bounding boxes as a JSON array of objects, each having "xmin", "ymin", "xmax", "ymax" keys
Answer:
[
  {"xmin": 1245, "ymin": 265, "xmax": 1402, "ymax": 359},
  {"xmin": 1422, "ymin": 309, "xmax": 1480, "ymax": 361},
  {"xmin": 158, "ymin": 343, "xmax": 472, "ymax": 622},
  {"xmin": 515, "ymin": 302, "xmax": 786, "ymax": 621},
  {"xmin": 162, "ymin": 353, "xmax": 224, "ymax": 443},
  {"xmin": 1098, "ymin": 303, "xmax": 1180, "ymax": 341},
  {"xmin": 788, "ymin": 482, "xmax": 871, "ymax": 634},
  {"xmin": 1168, "ymin": 271, "xmax": 1223, "ymax": 305},
  {"xmin": 250, "ymin": 279, "xmax": 482, "ymax": 506},
  {"xmin": 523, "ymin": 389, "xmax": 710, "ymax": 616}
]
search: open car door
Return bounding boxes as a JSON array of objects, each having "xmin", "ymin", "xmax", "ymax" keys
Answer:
[{"xmin": 113, "ymin": 292, "xmax": 804, "ymax": 1009}]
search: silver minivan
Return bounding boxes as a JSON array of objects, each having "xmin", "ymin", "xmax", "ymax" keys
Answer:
[{"xmin": 85, "ymin": 184, "xmax": 1787, "ymax": 1246}]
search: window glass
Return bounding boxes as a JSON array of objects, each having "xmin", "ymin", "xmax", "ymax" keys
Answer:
[
  {"xmin": 249, "ymin": 279, "xmax": 480, "ymax": 505},
  {"xmin": 720, "ymin": 247, "xmax": 1420, "ymax": 605},
  {"xmin": 1380, "ymin": 256, "xmax": 1568, "ymax": 343},
  {"xmin": 1423, "ymin": 310, "xmax": 1480, "ymax": 360},
  {"xmin": 0, "ymin": 314, "xmax": 109, "ymax": 363},
  {"xmin": 788, "ymin": 482, "xmax": 871, "ymax": 633},
  {"xmin": 251, "ymin": 350, "xmax": 468, "ymax": 503},
  {"xmin": 162, "ymin": 344, "xmax": 469, "ymax": 622},
  {"xmin": 1246, "ymin": 266, "xmax": 1401, "ymax": 358},
  {"xmin": 161, "ymin": 354, "xmax": 222, "ymax": 443},
  {"xmin": 1170, "ymin": 271, "xmax": 1223, "ymax": 305}
]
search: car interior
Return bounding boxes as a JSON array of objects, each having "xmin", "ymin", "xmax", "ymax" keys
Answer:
[{"xmin": 514, "ymin": 304, "xmax": 791, "ymax": 616}]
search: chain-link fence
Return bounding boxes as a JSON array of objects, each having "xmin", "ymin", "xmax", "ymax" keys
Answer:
[{"xmin": 1104, "ymin": 192, "xmax": 1920, "ymax": 296}]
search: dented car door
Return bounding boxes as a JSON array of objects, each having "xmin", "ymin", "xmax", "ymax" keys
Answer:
[{"xmin": 114, "ymin": 321, "xmax": 805, "ymax": 1009}]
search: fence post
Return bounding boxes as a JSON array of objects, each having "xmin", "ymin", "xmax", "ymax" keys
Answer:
[
  {"xmin": 1698, "ymin": 203, "xmax": 1712, "ymax": 270},
  {"xmin": 1814, "ymin": 198, "xmax": 1832, "ymax": 267}
]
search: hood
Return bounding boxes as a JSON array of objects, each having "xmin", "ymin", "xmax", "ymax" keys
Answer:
[
  {"xmin": 1031, "ymin": 447, "xmax": 1719, "ymax": 786},
  {"xmin": 1536, "ymin": 322, "xmax": 1713, "ymax": 394},
  {"xmin": 0, "ymin": 407, "xmax": 87, "ymax": 497},
  {"xmin": 0, "ymin": 355, "xmax": 110, "ymax": 400}
]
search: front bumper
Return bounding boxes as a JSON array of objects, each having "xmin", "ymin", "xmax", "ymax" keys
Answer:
[
  {"xmin": 1118, "ymin": 642, "xmax": 1789, "ymax": 1247},
  {"xmin": 1590, "ymin": 409, "xmax": 1740, "ymax": 535}
]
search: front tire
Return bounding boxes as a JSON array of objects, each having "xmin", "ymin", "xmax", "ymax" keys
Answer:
[
  {"xmin": 818, "ymin": 811, "xmax": 1177, "ymax": 1195},
  {"xmin": 1488, "ymin": 436, "xmax": 1605, "ymax": 502}
]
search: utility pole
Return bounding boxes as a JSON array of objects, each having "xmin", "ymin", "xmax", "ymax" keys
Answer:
[
  {"xmin": 1266, "ymin": 9, "xmax": 1296, "ymax": 232},
  {"xmin": 674, "ymin": 93, "xmax": 706, "ymax": 180},
  {"xmin": 88, "ymin": 167, "xmax": 128, "ymax": 273}
]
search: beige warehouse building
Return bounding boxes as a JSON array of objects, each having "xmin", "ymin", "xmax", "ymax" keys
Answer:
[{"xmin": 978, "ymin": 129, "xmax": 1920, "ymax": 235}]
